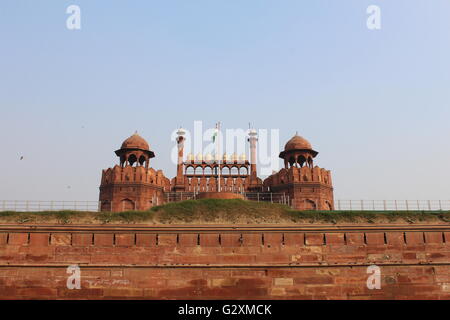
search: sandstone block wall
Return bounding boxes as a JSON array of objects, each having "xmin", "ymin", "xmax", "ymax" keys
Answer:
[{"xmin": 0, "ymin": 224, "xmax": 449, "ymax": 299}]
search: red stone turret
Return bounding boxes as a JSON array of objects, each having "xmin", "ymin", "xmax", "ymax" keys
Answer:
[
  {"xmin": 99, "ymin": 132, "xmax": 170, "ymax": 212},
  {"xmin": 264, "ymin": 133, "xmax": 334, "ymax": 210}
]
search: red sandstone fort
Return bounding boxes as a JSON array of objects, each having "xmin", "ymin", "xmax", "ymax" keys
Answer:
[
  {"xmin": 1, "ymin": 129, "xmax": 449, "ymax": 301},
  {"xmin": 99, "ymin": 129, "xmax": 334, "ymax": 212}
]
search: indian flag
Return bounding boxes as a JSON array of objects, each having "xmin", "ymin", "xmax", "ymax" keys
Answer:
[{"xmin": 212, "ymin": 123, "xmax": 219, "ymax": 142}]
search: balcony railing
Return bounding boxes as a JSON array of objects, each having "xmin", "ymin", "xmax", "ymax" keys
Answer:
[
  {"xmin": 335, "ymin": 200, "xmax": 450, "ymax": 211},
  {"xmin": 0, "ymin": 200, "xmax": 100, "ymax": 212},
  {"xmin": 0, "ymin": 199, "xmax": 448, "ymax": 212}
]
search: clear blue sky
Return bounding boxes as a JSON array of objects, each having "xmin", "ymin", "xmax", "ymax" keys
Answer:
[{"xmin": 1, "ymin": 1, "xmax": 449, "ymax": 201}]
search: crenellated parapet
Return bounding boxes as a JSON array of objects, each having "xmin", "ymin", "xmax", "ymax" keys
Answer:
[
  {"xmin": 264, "ymin": 166, "xmax": 332, "ymax": 188},
  {"xmin": 101, "ymin": 165, "xmax": 170, "ymax": 190}
]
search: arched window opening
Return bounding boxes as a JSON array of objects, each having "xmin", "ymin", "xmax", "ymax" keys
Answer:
[
  {"xmin": 195, "ymin": 166, "xmax": 203, "ymax": 175},
  {"xmin": 101, "ymin": 201, "xmax": 111, "ymax": 212},
  {"xmin": 185, "ymin": 166, "xmax": 195, "ymax": 175},
  {"xmin": 297, "ymin": 155, "xmax": 306, "ymax": 168},
  {"xmin": 222, "ymin": 166, "xmax": 230, "ymax": 176},
  {"xmin": 239, "ymin": 166, "xmax": 248, "ymax": 176},
  {"xmin": 204, "ymin": 166, "xmax": 213, "ymax": 176},
  {"xmin": 128, "ymin": 154, "xmax": 137, "ymax": 167},
  {"xmin": 304, "ymin": 199, "xmax": 316, "ymax": 211},
  {"xmin": 288, "ymin": 156, "xmax": 296, "ymax": 168},
  {"xmin": 121, "ymin": 199, "xmax": 135, "ymax": 211}
]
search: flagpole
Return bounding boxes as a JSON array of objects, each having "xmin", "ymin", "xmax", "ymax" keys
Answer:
[{"xmin": 217, "ymin": 122, "xmax": 221, "ymax": 192}]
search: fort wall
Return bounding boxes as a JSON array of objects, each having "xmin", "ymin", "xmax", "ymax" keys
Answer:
[{"xmin": 0, "ymin": 224, "xmax": 449, "ymax": 299}]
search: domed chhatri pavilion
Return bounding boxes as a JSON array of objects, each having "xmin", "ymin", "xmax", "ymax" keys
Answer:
[
  {"xmin": 263, "ymin": 133, "xmax": 334, "ymax": 210},
  {"xmin": 99, "ymin": 132, "xmax": 171, "ymax": 212},
  {"xmin": 99, "ymin": 131, "xmax": 334, "ymax": 211}
]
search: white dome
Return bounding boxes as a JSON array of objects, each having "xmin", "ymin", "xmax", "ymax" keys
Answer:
[{"xmin": 176, "ymin": 128, "xmax": 186, "ymax": 136}]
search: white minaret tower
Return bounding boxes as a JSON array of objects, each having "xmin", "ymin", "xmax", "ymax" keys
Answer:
[
  {"xmin": 248, "ymin": 128, "xmax": 258, "ymax": 177},
  {"xmin": 176, "ymin": 128, "xmax": 186, "ymax": 180}
]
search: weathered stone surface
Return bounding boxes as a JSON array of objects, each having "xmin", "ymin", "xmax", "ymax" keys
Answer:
[{"xmin": 1, "ymin": 225, "xmax": 449, "ymax": 299}]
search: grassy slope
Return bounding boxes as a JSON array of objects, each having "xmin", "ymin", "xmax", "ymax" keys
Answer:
[{"xmin": 0, "ymin": 199, "xmax": 449, "ymax": 225}]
